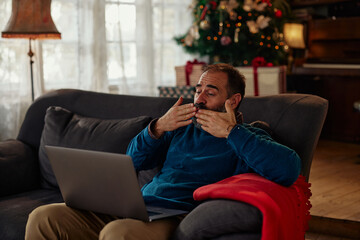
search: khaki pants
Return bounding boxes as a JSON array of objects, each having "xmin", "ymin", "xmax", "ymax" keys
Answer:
[{"xmin": 25, "ymin": 203, "xmax": 183, "ymax": 240}]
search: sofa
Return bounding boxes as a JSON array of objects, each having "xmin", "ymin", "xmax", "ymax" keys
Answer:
[{"xmin": 0, "ymin": 89, "xmax": 328, "ymax": 240}]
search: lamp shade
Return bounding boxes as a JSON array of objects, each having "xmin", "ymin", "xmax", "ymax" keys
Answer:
[
  {"xmin": 283, "ymin": 23, "xmax": 305, "ymax": 49},
  {"xmin": 1, "ymin": 0, "xmax": 61, "ymax": 39}
]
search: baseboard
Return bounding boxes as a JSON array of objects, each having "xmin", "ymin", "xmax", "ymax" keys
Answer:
[{"xmin": 308, "ymin": 215, "xmax": 360, "ymax": 239}]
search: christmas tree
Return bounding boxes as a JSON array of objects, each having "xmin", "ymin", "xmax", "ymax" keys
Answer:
[{"xmin": 175, "ymin": 0, "xmax": 293, "ymax": 66}]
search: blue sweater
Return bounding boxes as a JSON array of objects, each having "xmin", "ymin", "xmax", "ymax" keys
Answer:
[{"xmin": 126, "ymin": 123, "xmax": 301, "ymax": 210}]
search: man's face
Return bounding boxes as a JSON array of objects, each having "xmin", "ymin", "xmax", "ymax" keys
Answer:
[
  {"xmin": 192, "ymin": 71, "xmax": 230, "ymax": 129},
  {"xmin": 193, "ymin": 71, "xmax": 229, "ymax": 112}
]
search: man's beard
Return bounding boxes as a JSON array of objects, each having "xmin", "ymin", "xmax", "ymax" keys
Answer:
[{"xmin": 192, "ymin": 102, "xmax": 226, "ymax": 129}]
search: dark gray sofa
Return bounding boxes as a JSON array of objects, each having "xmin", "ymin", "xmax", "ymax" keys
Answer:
[{"xmin": 0, "ymin": 89, "xmax": 328, "ymax": 240}]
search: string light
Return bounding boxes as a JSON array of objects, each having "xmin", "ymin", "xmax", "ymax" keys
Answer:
[
  {"xmin": 267, "ymin": 36, "xmax": 271, "ymax": 40},
  {"xmin": 261, "ymin": 35, "xmax": 265, "ymax": 39},
  {"xmin": 200, "ymin": 5, "xmax": 204, "ymax": 9},
  {"xmin": 214, "ymin": 36, "xmax": 218, "ymax": 40},
  {"xmin": 260, "ymin": 42, "xmax": 264, "ymax": 46},
  {"xmin": 236, "ymin": 22, "xmax": 241, "ymax": 27},
  {"xmin": 238, "ymin": 16, "xmax": 242, "ymax": 20},
  {"xmin": 226, "ymin": 23, "xmax": 230, "ymax": 28},
  {"xmin": 243, "ymin": 60, "xmax": 248, "ymax": 65},
  {"xmin": 275, "ymin": 45, "xmax": 279, "ymax": 50},
  {"xmin": 248, "ymin": 13, "xmax": 252, "ymax": 17},
  {"xmin": 267, "ymin": 43, "xmax": 271, "ymax": 48},
  {"xmin": 207, "ymin": 36, "xmax": 211, "ymax": 40},
  {"xmin": 218, "ymin": 31, "xmax": 222, "ymax": 35}
]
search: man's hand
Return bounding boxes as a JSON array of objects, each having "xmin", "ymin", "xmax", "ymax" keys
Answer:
[
  {"xmin": 195, "ymin": 100, "xmax": 237, "ymax": 138},
  {"xmin": 153, "ymin": 97, "xmax": 196, "ymax": 138}
]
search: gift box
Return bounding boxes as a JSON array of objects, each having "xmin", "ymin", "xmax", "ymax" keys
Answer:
[
  {"xmin": 236, "ymin": 66, "xmax": 287, "ymax": 96},
  {"xmin": 175, "ymin": 60, "xmax": 206, "ymax": 86},
  {"xmin": 158, "ymin": 86, "xmax": 195, "ymax": 99}
]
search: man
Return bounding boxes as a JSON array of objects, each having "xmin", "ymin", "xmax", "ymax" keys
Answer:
[{"xmin": 25, "ymin": 63, "xmax": 301, "ymax": 240}]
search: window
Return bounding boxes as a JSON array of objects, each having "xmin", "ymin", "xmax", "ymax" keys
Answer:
[
  {"xmin": 105, "ymin": 0, "xmax": 137, "ymax": 93},
  {"xmin": 42, "ymin": 0, "xmax": 80, "ymax": 90},
  {"xmin": 104, "ymin": 0, "xmax": 194, "ymax": 95},
  {"xmin": 152, "ymin": 0, "xmax": 194, "ymax": 86}
]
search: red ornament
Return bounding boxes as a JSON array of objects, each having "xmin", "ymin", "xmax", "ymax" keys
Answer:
[
  {"xmin": 209, "ymin": 1, "xmax": 217, "ymax": 10},
  {"xmin": 221, "ymin": 36, "xmax": 232, "ymax": 46},
  {"xmin": 262, "ymin": 0, "xmax": 272, "ymax": 6},
  {"xmin": 200, "ymin": 5, "xmax": 208, "ymax": 20},
  {"xmin": 251, "ymin": 57, "xmax": 267, "ymax": 67},
  {"xmin": 275, "ymin": 9, "xmax": 282, "ymax": 18}
]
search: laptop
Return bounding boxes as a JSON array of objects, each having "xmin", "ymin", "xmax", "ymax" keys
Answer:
[{"xmin": 45, "ymin": 145, "xmax": 188, "ymax": 222}]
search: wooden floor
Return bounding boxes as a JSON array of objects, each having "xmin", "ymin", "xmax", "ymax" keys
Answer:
[
  {"xmin": 309, "ymin": 139, "xmax": 360, "ymax": 222},
  {"xmin": 305, "ymin": 139, "xmax": 360, "ymax": 239},
  {"xmin": 305, "ymin": 232, "xmax": 353, "ymax": 240}
]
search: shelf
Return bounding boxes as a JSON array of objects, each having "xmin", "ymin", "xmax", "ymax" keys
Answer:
[
  {"xmin": 292, "ymin": 66, "xmax": 360, "ymax": 77},
  {"xmin": 291, "ymin": 0, "xmax": 353, "ymax": 7}
]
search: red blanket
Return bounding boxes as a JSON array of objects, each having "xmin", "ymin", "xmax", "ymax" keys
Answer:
[{"xmin": 193, "ymin": 173, "xmax": 311, "ymax": 240}]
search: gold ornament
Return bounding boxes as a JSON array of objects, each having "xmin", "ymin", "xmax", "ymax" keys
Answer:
[{"xmin": 200, "ymin": 20, "xmax": 211, "ymax": 30}]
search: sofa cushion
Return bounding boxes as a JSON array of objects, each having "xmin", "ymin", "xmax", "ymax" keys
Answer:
[
  {"xmin": 173, "ymin": 199, "xmax": 262, "ymax": 240},
  {"xmin": 39, "ymin": 106, "xmax": 152, "ymax": 188}
]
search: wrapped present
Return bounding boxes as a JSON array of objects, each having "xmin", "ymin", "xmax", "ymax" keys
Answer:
[
  {"xmin": 236, "ymin": 58, "xmax": 286, "ymax": 96},
  {"xmin": 158, "ymin": 86, "xmax": 195, "ymax": 99},
  {"xmin": 175, "ymin": 59, "xmax": 206, "ymax": 86}
]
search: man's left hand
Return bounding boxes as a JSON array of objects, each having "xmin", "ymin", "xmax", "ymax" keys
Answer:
[{"xmin": 195, "ymin": 100, "xmax": 237, "ymax": 138}]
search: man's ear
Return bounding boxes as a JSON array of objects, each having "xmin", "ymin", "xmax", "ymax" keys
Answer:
[{"xmin": 229, "ymin": 93, "xmax": 242, "ymax": 110}]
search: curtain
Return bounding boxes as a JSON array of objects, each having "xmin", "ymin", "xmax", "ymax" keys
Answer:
[
  {"xmin": 135, "ymin": 0, "xmax": 155, "ymax": 96},
  {"xmin": 0, "ymin": 0, "xmax": 108, "ymax": 141},
  {"xmin": 0, "ymin": 39, "xmax": 29, "ymax": 141},
  {"xmin": 0, "ymin": 1, "xmax": 30, "ymax": 141}
]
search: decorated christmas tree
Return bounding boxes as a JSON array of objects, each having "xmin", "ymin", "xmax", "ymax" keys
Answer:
[{"xmin": 175, "ymin": 0, "xmax": 293, "ymax": 66}]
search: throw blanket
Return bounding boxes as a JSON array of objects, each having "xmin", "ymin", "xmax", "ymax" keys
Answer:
[{"xmin": 193, "ymin": 173, "xmax": 311, "ymax": 240}]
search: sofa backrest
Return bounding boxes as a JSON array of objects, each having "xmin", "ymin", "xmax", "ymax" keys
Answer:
[{"xmin": 17, "ymin": 89, "xmax": 328, "ymax": 180}]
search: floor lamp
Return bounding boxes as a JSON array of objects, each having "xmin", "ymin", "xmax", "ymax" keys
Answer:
[{"xmin": 1, "ymin": 0, "xmax": 61, "ymax": 102}]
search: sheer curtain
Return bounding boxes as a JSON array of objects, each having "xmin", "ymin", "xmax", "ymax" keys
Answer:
[
  {"xmin": 107, "ymin": 0, "xmax": 194, "ymax": 96},
  {"xmin": 0, "ymin": 1, "xmax": 30, "ymax": 141},
  {"xmin": 41, "ymin": 0, "xmax": 108, "ymax": 93},
  {"xmin": 0, "ymin": 0, "xmax": 195, "ymax": 141},
  {"xmin": 0, "ymin": 0, "xmax": 108, "ymax": 141}
]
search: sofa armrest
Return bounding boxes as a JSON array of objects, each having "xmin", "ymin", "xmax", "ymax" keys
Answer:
[{"xmin": 0, "ymin": 140, "xmax": 40, "ymax": 197}]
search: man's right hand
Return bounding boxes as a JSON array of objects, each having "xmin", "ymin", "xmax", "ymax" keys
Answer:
[{"xmin": 152, "ymin": 97, "xmax": 196, "ymax": 138}]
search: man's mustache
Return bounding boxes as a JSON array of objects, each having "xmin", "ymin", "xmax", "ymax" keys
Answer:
[
  {"xmin": 194, "ymin": 102, "xmax": 226, "ymax": 113},
  {"xmin": 194, "ymin": 103, "xmax": 207, "ymax": 110}
]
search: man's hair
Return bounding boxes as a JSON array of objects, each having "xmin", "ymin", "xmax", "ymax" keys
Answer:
[{"xmin": 202, "ymin": 63, "xmax": 246, "ymax": 108}]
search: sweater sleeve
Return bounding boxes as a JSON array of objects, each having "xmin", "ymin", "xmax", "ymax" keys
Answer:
[
  {"xmin": 126, "ymin": 123, "xmax": 173, "ymax": 171},
  {"xmin": 227, "ymin": 124, "xmax": 301, "ymax": 186}
]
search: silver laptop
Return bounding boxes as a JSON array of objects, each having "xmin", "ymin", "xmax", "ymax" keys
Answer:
[{"xmin": 45, "ymin": 145, "xmax": 188, "ymax": 222}]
